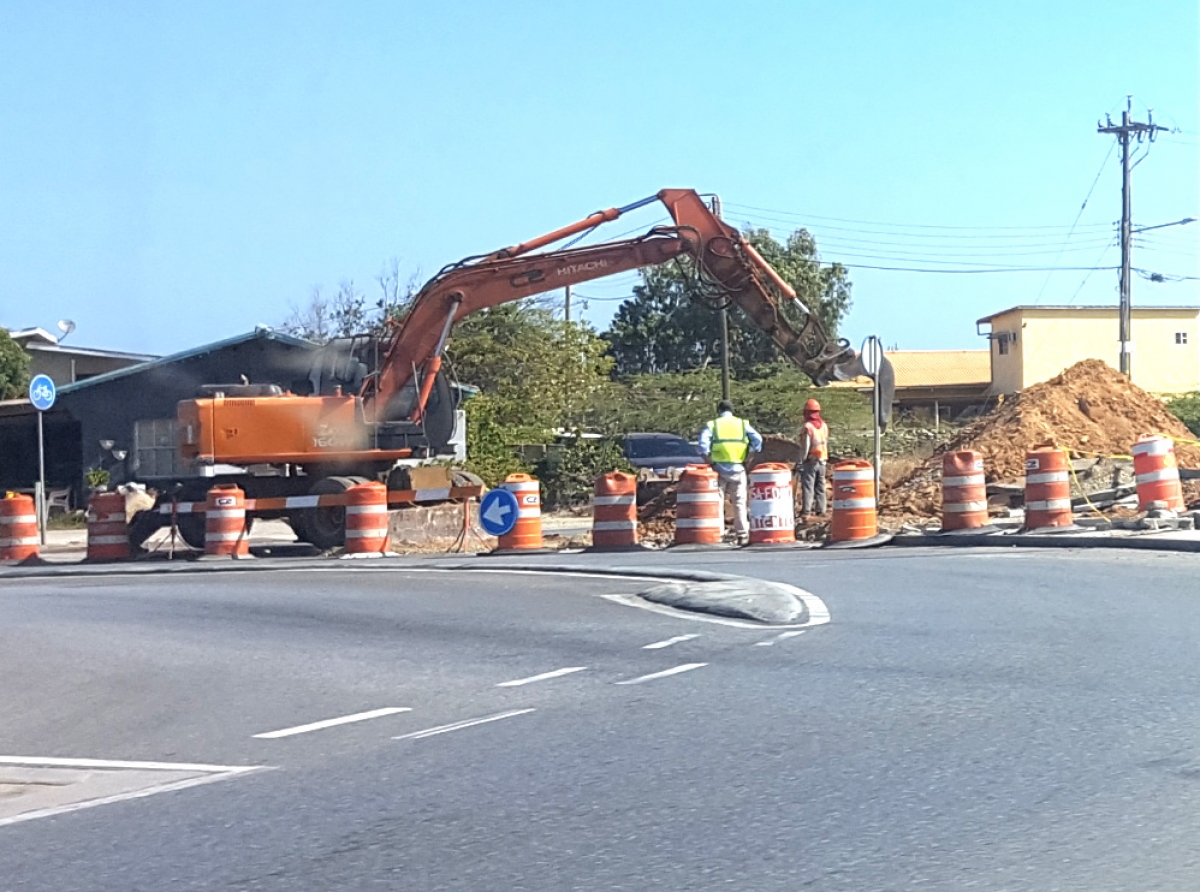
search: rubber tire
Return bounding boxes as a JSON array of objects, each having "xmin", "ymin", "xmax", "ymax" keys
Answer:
[
  {"xmin": 175, "ymin": 512, "xmax": 208, "ymax": 550},
  {"xmin": 298, "ymin": 476, "xmax": 368, "ymax": 550}
]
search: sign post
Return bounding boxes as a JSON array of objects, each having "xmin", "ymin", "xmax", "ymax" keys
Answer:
[
  {"xmin": 28, "ymin": 374, "xmax": 57, "ymax": 545},
  {"xmin": 861, "ymin": 336, "xmax": 885, "ymax": 495}
]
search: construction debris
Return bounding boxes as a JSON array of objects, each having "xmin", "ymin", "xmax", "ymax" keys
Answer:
[{"xmin": 879, "ymin": 360, "xmax": 1200, "ymax": 521}]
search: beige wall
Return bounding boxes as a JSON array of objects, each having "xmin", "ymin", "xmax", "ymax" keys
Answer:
[{"xmin": 987, "ymin": 308, "xmax": 1200, "ymax": 394}]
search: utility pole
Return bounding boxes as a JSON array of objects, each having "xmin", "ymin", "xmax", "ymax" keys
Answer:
[
  {"xmin": 709, "ymin": 194, "xmax": 731, "ymax": 401},
  {"xmin": 563, "ymin": 285, "xmax": 571, "ymax": 323},
  {"xmin": 1098, "ymin": 96, "xmax": 1166, "ymax": 378}
]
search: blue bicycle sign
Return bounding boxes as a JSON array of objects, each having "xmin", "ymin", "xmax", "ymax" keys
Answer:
[{"xmin": 28, "ymin": 374, "xmax": 56, "ymax": 412}]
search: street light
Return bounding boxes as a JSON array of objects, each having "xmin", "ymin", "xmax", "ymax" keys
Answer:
[
  {"xmin": 1120, "ymin": 216, "xmax": 1198, "ymax": 378},
  {"xmin": 1132, "ymin": 216, "xmax": 1196, "ymax": 234}
]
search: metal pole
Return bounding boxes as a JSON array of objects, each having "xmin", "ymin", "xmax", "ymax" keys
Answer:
[
  {"xmin": 1119, "ymin": 107, "xmax": 1132, "ymax": 378},
  {"xmin": 564, "ymin": 285, "xmax": 571, "ymax": 323},
  {"xmin": 36, "ymin": 411, "xmax": 46, "ymax": 545},
  {"xmin": 719, "ymin": 306, "xmax": 731, "ymax": 402},
  {"xmin": 872, "ymin": 363, "xmax": 882, "ymax": 496}
]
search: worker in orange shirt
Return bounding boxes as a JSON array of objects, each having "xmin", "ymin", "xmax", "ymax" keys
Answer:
[{"xmin": 797, "ymin": 398, "xmax": 829, "ymax": 519}]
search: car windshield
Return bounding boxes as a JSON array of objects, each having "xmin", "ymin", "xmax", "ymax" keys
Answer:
[{"xmin": 625, "ymin": 437, "xmax": 699, "ymax": 459}]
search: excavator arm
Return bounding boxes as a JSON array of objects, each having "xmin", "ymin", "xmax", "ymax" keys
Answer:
[{"xmin": 372, "ymin": 189, "xmax": 894, "ymax": 425}]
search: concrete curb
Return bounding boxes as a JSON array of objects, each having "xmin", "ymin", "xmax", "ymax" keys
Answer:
[
  {"xmin": 888, "ymin": 531, "xmax": 1200, "ymax": 554},
  {"xmin": 822, "ymin": 533, "xmax": 895, "ymax": 550}
]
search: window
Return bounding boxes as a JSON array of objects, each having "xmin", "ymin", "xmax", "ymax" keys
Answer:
[
  {"xmin": 1176, "ymin": 331, "xmax": 1189, "ymax": 345},
  {"xmin": 998, "ymin": 338, "xmax": 1010, "ymax": 355}
]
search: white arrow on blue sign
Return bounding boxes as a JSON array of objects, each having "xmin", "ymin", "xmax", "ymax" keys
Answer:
[
  {"xmin": 479, "ymin": 488, "xmax": 520, "ymax": 537},
  {"xmin": 28, "ymin": 374, "xmax": 56, "ymax": 412}
]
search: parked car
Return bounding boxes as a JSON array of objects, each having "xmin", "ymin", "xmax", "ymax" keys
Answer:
[{"xmin": 622, "ymin": 433, "xmax": 705, "ymax": 491}]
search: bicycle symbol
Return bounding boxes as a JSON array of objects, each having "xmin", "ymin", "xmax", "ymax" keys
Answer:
[{"xmin": 32, "ymin": 384, "xmax": 53, "ymax": 402}]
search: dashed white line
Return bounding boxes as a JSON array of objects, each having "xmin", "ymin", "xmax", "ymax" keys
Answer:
[
  {"xmin": 642, "ymin": 634, "xmax": 701, "ymax": 650},
  {"xmin": 253, "ymin": 707, "xmax": 412, "ymax": 739},
  {"xmin": 393, "ymin": 709, "xmax": 536, "ymax": 740},
  {"xmin": 754, "ymin": 630, "xmax": 807, "ymax": 647},
  {"xmin": 496, "ymin": 667, "xmax": 587, "ymax": 687},
  {"xmin": 615, "ymin": 663, "xmax": 708, "ymax": 685}
]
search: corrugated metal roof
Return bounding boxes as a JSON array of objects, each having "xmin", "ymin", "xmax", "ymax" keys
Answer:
[
  {"xmin": 977, "ymin": 305, "xmax": 1200, "ymax": 324},
  {"xmin": 830, "ymin": 350, "xmax": 990, "ymax": 389},
  {"xmin": 57, "ymin": 327, "xmax": 317, "ymax": 394}
]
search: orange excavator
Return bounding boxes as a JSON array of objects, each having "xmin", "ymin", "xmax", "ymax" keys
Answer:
[{"xmin": 155, "ymin": 188, "xmax": 893, "ymax": 547}]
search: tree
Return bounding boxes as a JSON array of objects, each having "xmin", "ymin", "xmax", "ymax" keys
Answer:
[
  {"xmin": 0, "ymin": 328, "xmax": 31, "ymax": 400},
  {"xmin": 603, "ymin": 227, "xmax": 852, "ymax": 377},
  {"xmin": 281, "ymin": 258, "xmax": 421, "ymax": 343}
]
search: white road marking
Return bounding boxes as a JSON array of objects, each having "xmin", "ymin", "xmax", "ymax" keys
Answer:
[
  {"xmin": 393, "ymin": 709, "xmax": 536, "ymax": 740},
  {"xmin": 0, "ymin": 755, "xmax": 263, "ymax": 828},
  {"xmin": 616, "ymin": 663, "xmax": 708, "ymax": 685},
  {"xmin": 754, "ymin": 630, "xmax": 807, "ymax": 647},
  {"xmin": 643, "ymin": 633, "xmax": 701, "ymax": 649},
  {"xmin": 496, "ymin": 667, "xmax": 587, "ymax": 687},
  {"xmin": 253, "ymin": 707, "xmax": 412, "ymax": 739}
]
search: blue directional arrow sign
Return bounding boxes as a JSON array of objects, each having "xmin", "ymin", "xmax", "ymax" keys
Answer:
[
  {"xmin": 28, "ymin": 374, "xmax": 56, "ymax": 412},
  {"xmin": 479, "ymin": 487, "xmax": 519, "ymax": 537}
]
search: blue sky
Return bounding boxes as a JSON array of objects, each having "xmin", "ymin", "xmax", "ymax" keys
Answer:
[{"xmin": 1, "ymin": 1, "xmax": 1196, "ymax": 358}]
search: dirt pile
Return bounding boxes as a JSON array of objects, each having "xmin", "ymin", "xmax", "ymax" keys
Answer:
[
  {"xmin": 879, "ymin": 359, "xmax": 1200, "ymax": 520},
  {"xmin": 751, "ymin": 435, "xmax": 803, "ymax": 468}
]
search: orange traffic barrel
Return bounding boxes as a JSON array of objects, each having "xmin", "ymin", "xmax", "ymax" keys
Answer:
[
  {"xmin": 749, "ymin": 463, "xmax": 795, "ymax": 545},
  {"xmin": 0, "ymin": 492, "xmax": 39, "ymax": 562},
  {"xmin": 592, "ymin": 471, "xmax": 638, "ymax": 548},
  {"xmin": 205, "ymin": 484, "xmax": 249, "ymax": 557},
  {"xmin": 941, "ymin": 450, "xmax": 988, "ymax": 531},
  {"xmin": 345, "ymin": 481, "xmax": 389, "ymax": 554},
  {"xmin": 1023, "ymin": 447, "xmax": 1073, "ymax": 529},
  {"xmin": 831, "ymin": 460, "xmax": 877, "ymax": 542},
  {"xmin": 1132, "ymin": 435, "xmax": 1185, "ymax": 512},
  {"xmin": 674, "ymin": 464, "xmax": 723, "ymax": 545},
  {"xmin": 499, "ymin": 474, "xmax": 543, "ymax": 550},
  {"xmin": 87, "ymin": 491, "xmax": 130, "ymax": 561}
]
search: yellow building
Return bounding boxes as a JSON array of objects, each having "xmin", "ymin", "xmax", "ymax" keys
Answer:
[{"xmin": 976, "ymin": 305, "xmax": 1200, "ymax": 395}]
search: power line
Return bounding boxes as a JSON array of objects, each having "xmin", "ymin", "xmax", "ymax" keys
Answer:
[{"xmin": 721, "ymin": 201, "xmax": 1115, "ymax": 233}]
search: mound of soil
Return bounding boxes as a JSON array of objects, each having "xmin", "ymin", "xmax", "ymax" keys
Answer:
[{"xmin": 880, "ymin": 360, "xmax": 1200, "ymax": 519}]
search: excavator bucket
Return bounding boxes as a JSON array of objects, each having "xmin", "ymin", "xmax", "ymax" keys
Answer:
[{"xmin": 831, "ymin": 352, "xmax": 895, "ymax": 428}]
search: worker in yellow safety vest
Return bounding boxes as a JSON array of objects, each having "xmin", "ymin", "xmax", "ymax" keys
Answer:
[
  {"xmin": 699, "ymin": 400, "xmax": 763, "ymax": 545},
  {"xmin": 797, "ymin": 397, "xmax": 830, "ymax": 519}
]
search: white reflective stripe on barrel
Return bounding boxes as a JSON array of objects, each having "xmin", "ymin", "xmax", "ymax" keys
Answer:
[
  {"xmin": 942, "ymin": 474, "xmax": 985, "ymax": 487},
  {"xmin": 944, "ymin": 501, "xmax": 988, "ymax": 513},
  {"xmin": 206, "ymin": 509, "xmax": 245, "ymax": 519},
  {"xmin": 89, "ymin": 535, "xmax": 129, "ymax": 545},
  {"xmin": 0, "ymin": 536, "xmax": 39, "ymax": 547},
  {"xmin": 345, "ymin": 528, "xmax": 387, "ymax": 538},
  {"xmin": 676, "ymin": 517, "xmax": 723, "ymax": 528},
  {"xmin": 593, "ymin": 520, "xmax": 637, "ymax": 531},
  {"xmin": 1136, "ymin": 469, "xmax": 1180, "ymax": 484},
  {"xmin": 1026, "ymin": 499, "xmax": 1072, "ymax": 511},
  {"xmin": 676, "ymin": 492, "xmax": 722, "ymax": 503},
  {"xmin": 833, "ymin": 469, "xmax": 875, "ymax": 481},
  {"xmin": 0, "ymin": 515, "xmax": 37, "ymax": 525},
  {"xmin": 1133, "ymin": 438, "xmax": 1173, "ymax": 456},
  {"xmin": 504, "ymin": 482, "xmax": 540, "ymax": 493},
  {"xmin": 750, "ymin": 500, "xmax": 792, "ymax": 517},
  {"xmin": 833, "ymin": 498, "xmax": 875, "ymax": 509},
  {"xmin": 517, "ymin": 508, "xmax": 540, "ymax": 519},
  {"xmin": 1025, "ymin": 472, "xmax": 1069, "ymax": 485},
  {"xmin": 750, "ymin": 473, "xmax": 792, "ymax": 484},
  {"xmin": 593, "ymin": 495, "xmax": 636, "ymax": 507},
  {"xmin": 204, "ymin": 531, "xmax": 246, "ymax": 542},
  {"xmin": 346, "ymin": 504, "xmax": 389, "ymax": 515}
]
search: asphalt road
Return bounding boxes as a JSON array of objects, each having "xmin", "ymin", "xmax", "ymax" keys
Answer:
[{"xmin": 2, "ymin": 547, "xmax": 1200, "ymax": 890}]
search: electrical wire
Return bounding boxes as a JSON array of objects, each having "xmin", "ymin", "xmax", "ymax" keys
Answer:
[{"xmin": 721, "ymin": 201, "xmax": 1116, "ymax": 233}]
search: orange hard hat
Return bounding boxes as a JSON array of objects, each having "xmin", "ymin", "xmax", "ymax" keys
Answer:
[{"xmin": 804, "ymin": 398, "xmax": 821, "ymax": 412}]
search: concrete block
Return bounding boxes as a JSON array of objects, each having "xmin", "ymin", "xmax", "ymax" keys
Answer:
[{"xmin": 387, "ymin": 502, "xmax": 482, "ymax": 547}]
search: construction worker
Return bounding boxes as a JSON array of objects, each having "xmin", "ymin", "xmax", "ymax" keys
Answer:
[
  {"xmin": 798, "ymin": 397, "xmax": 829, "ymax": 519},
  {"xmin": 699, "ymin": 399, "xmax": 763, "ymax": 545}
]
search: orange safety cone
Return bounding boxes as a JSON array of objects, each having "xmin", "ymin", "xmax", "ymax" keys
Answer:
[
  {"xmin": 499, "ymin": 474, "xmax": 543, "ymax": 550},
  {"xmin": 592, "ymin": 471, "xmax": 638, "ymax": 549},
  {"xmin": 205, "ymin": 484, "xmax": 250, "ymax": 557},
  {"xmin": 1023, "ymin": 447, "xmax": 1073, "ymax": 529},
  {"xmin": 345, "ymin": 481, "xmax": 389, "ymax": 554},
  {"xmin": 1132, "ymin": 435, "xmax": 1185, "ymax": 512},
  {"xmin": 941, "ymin": 451, "xmax": 988, "ymax": 531},
  {"xmin": 748, "ymin": 463, "xmax": 795, "ymax": 545},
  {"xmin": 674, "ymin": 464, "xmax": 723, "ymax": 545},
  {"xmin": 830, "ymin": 460, "xmax": 877, "ymax": 542},
  {"xmin": 0, "ymin": 492, "xmax": 39, "ymax": 562},
  {"xmin": 87, "ymin": 491, "xmax": 131, "ymax": 561}
]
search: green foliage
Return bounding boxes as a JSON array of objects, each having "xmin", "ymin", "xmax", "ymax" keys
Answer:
[
  {"xmin": 0, "ymin": 329, "xmax": 31, "ymax": 400},
  {"xmin": 1166, "ymin": 392, "xmax": 1200, "ymax": 437},
  {"xmin": 603, "ymin": 228, "xmax": 852, "ymax": 377},
  {"xmin": 450, "ymin": 303, "xmax": 614, "ymax": 434},
  {"xmin": 463, "ymin": 395, "xmax": 534, "ymax": 487},
  {"xmin": 84, "ymin": 467, "xmax": 111, "ymax": 490},
  {"xmin": 535, "ymin": 436, "xmax": 634, "ymax": 510}
]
